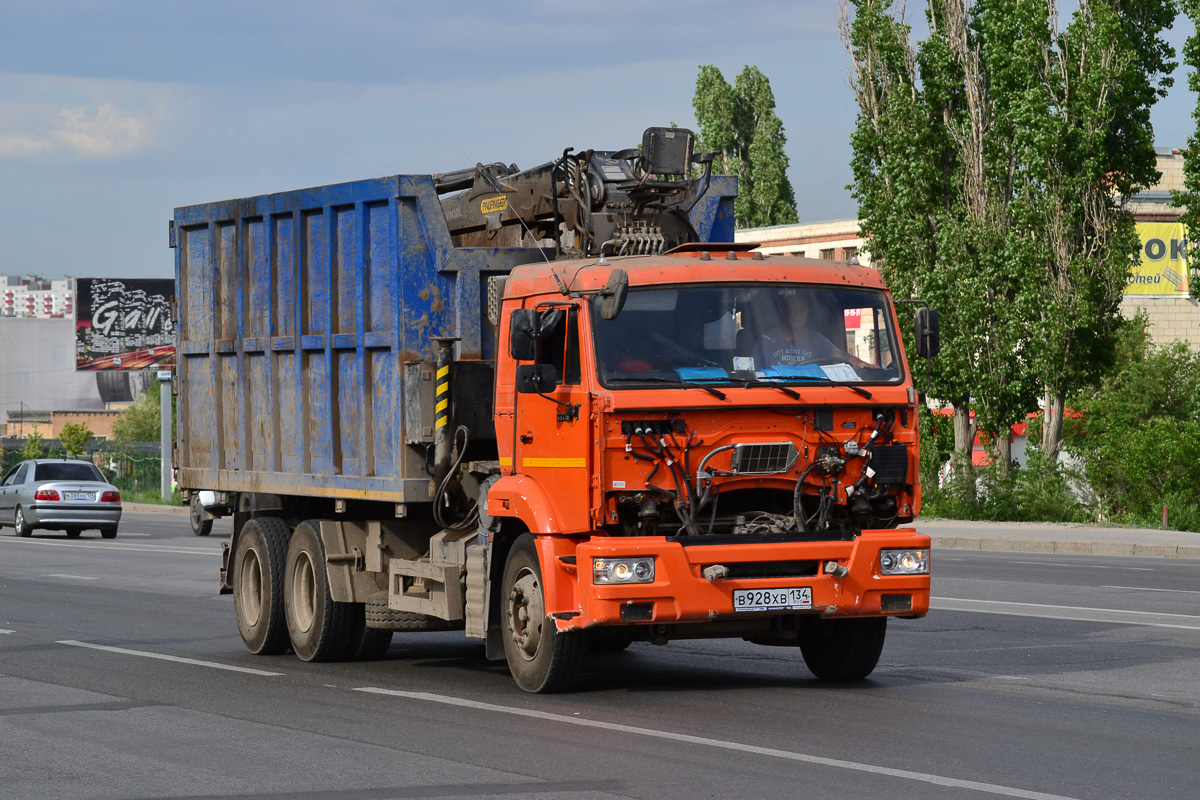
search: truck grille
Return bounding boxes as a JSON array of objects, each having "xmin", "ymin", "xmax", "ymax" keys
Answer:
[{"xmin": 730, "ymin": 442, "xmax": 798, "ymax": 475}]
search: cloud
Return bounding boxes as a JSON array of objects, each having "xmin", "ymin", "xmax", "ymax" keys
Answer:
[{"xmin": 0, "ymin": 103, "xmax": 150, "ymax": 159}]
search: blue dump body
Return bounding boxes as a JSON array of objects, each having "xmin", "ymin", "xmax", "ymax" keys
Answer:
[{"xmin": 173, "ymin": 173, "xmax": 736, "ymax": 503}]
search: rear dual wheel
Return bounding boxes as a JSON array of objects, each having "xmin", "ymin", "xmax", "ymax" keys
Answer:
[
  {"xmin": 283, "ymin": 521, "xmax": 352, "ymax": 662},
  {"xmin": 233, "ymin": 517, "xmax": 292, "ymax": 655}
]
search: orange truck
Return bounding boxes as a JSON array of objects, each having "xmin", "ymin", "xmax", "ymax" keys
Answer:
[{"xmin": 173, "ymin": 127, "xmax": 938, "ymax": 692}]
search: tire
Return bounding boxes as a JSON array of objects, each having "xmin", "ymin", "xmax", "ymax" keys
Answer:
[
  {"xmin": 232, "ymin": 517, "xmax": 291, "ymax": 655},
  {"xmin": 190, "ymin": 494, "xmax": 213, "ymax": 537},
  {"xmin": 588, "ymin": 630, "xmax": 633, "ymax": 653},
  {"xmin": 100, "ymin": 526, "xmax": 118, "ymax": 539},
  {"xmin": 343, "ymin": 604, "xmax": 394, "ymax": 661},
  {"xmin": 14, "ymin": 506, "xmax": 32, "ymax": 537},
  {"xmin": 364, "ymin": 599, "xmax": 452, "ymax": 632},
  {"xmin": 798, "ymin": 616, "xmax": 888, "ymax": 681},
  {"xmin": 65, "ymin": 528, "xmax": 82, "ymax": 539},
  {"xmin": 284, "ymin": 520, "xmax": 353, "ymax": 662},
  {"xmin": 501, "ymin": 534, "xmax": 584, "ymax": 693}
]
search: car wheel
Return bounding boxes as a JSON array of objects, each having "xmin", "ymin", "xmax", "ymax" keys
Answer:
[
  {"xmin": 66, "ymin": 528, "xmax": 82, "ymax": 539},
  {"xmin": 100, "ymin": 526, "xmax": 118, "ymax": 539},
  {"xmin": 14, "ymin": 506, "xmax": 32, "ymax": 537},
  {"xmin": 190, "ymin": 493, "xmax": 213, "ymax": 536},
  {"xmin": 283, "ymin": 520, "xmax": 352, "ymax": 662}
]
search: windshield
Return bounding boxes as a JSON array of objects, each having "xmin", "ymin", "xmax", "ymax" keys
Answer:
[
  {"xmin": 593, "ymin": 284, "xmax": 903, "ymax": 387},
  {"xmin": 35, "ymin": 462, "xmax": 105, "ymax": 482}
]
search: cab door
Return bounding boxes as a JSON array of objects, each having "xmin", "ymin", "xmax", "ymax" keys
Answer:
[{"xmin": 512, "ymin": 303, "xmax": 594, "ymax": 533}]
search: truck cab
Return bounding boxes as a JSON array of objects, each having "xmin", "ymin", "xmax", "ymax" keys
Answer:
[{"xmin": 482, "ymin": 248, "xmax": 932, "ymax": 690}]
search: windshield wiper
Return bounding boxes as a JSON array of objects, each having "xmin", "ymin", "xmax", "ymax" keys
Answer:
[
  {"xmin": 737, "ymin": 379, "xmax": 801, "ymax": 400},
  {"xmin": 782, "ymin": 376, "xmax": 873, "ymax": 398},
  {"xmin": 607, "ymin": 376, "xmax": 727, "ymax": 400}
]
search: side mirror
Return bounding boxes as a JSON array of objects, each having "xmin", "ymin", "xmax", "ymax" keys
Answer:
[
  {"xmin": 599, "ymin": 269, "xmax": 629, "ymax": 320},
  {"xmin": 515, "ymin": 363, "xmax": 559, "ymax": 393},
  {"xmin": 915, "ymin": 307, "xmax": 940, "ymax": 358}
]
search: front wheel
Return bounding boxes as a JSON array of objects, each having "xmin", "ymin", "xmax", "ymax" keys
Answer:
[
  {"xmin": 284, "ymin": 520, "xmax": 352, "ymax": 662},
  {"xmin": 501, "ymin": 535, "xmax": 584, "ymax": 693},
  {"xmin": 233, "ymin": 517, "xmax": 291, "ymax": 655},
  {"xmin": 797, "ymin": 616, "xmax": 887, "ymax": 680}
]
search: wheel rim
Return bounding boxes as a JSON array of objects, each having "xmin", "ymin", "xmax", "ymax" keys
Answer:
[
  {"xmin": 291, "ymin": 550, "xmax": 317, "ymax": 633},
  {"xmin": 190, "ymin": 500, "xmax": 203, "ymax": 528},
  {"xmin": 15, "ymin": 509, "xmax": 23, "ymax": 533},
  {"xmin": 238, "ymin": 548, "xmax": 264, "ymax": 627},
  {"xmin": 507, "ymin": 567, "xmax": 544, "ymax": 662}
]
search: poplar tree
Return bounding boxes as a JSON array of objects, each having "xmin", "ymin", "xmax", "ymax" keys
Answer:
[
  {"xmin": 693, "ymin": 65, "xmax": 798, "ymax": 228},
  {"xmin": 1170, "ymin": 0, "xmax": 1200, "ymax": 303},
  {"xmin": 843, "ymin": 0, "xmax": 1173, "ymax": 468}
]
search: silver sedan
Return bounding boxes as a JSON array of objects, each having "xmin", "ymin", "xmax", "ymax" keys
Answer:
[{"xmin": 0, "ymin": 459, "xmax": 122, "ymax": 538}]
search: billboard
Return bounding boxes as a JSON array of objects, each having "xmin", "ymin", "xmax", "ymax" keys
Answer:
[
  {"xmin": 1127, "ymin": 221, "xmax": 1193, "ymax": 296},
  {"xmin": 75, "ymin": 278, "xmax": 175, "ymax": 370}
]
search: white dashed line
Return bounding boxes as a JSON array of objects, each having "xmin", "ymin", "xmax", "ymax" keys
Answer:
[
  {"xmin": 1, "ymin": 538, "xmax": 217, "ymax": 556},
  {"xmin": 45, "ymin": 574, "xmax": 98, "ymax": 581},
  {"xmin": 0, "ymin": 629, "xmax": 14, "ymax": 635},
  {"xmin": 933, "ymin": 597, "xmax": 1200, "ymax": 630},
  {"xmin": 355, "ymin": 688, "xmax": 1083, "ymax": 800},
  {"xmin": 58, "ymin": 641, "xmax": 284, "ymax": 676}
]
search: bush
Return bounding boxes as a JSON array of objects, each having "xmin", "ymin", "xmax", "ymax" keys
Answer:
[{"xmin": 1069, "ymin": 339, "xmax": 1200, "ymax": 531}]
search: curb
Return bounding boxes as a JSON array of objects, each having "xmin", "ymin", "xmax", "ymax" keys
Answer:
[
  {"xmin": 932, "ymin": 536, "xmax": 1200, "ymax": 560},
  {"xmin": 123, "ymin": 502, "xmax": 188, "ymax": 516}
]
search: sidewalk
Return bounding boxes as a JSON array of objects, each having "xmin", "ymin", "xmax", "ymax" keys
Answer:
[{"xmin": 903, "ymin": 518, "xmax": 1200, "ymax": 559}]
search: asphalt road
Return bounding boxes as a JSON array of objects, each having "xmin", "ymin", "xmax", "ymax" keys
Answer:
[{"xmin": 2, "ymin": 512, "xmax": 1198, "ymax": 800}]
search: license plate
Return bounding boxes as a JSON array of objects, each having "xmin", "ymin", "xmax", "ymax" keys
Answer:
[
  {"xmin": 733, "ymin": 586, "xmax": 812, "ymax": 612},
  {"xmin": 63, "ymin": 491, "xmax": 94, "ymax": 502}
]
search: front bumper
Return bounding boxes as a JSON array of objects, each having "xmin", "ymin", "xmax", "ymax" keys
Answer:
[
  {"xmin": 563, "ymin": 529, "xmax": 930, "ymax": 630},
  {"xmin": 28, "ymin": 503, "xmax": 122, "ymax": 529}
]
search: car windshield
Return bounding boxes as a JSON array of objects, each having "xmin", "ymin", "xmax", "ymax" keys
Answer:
[
  {"xmin": 35, "ymin": 462, "xmax": 104, "ymax": 482},
  {"xmin": 593, "ymin": 284, "xmax": 903, "ymax": 387}
]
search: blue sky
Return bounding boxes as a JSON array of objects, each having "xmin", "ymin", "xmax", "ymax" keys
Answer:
[{"xmin": 1, "ymin": 0, "xmax": 1195, "ymax": 280}]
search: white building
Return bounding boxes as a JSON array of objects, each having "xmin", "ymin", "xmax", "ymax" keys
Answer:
[{"xmin": 1, "ymin": 275, "xmax": 75, "ymax": 319}]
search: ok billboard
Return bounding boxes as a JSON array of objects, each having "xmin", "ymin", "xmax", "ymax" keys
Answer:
[
  {"xmin": 75, "ymin": 278, "xmax": 175, "ymax": 370},
  {"xmin": 1128, "ymin": 222, "xmax": 1193, "ymax": 296}
]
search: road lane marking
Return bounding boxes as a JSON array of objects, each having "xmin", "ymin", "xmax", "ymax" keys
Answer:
[
  {"xmin": 1101, "ymin": 585, "xmax": 1200, "ymax": 595},
  {"xmin": 58, "ymin": 641, "xmax": 283, "ymax": 676},
  {"xmin": 355, "ymin": 687, "xmax": 1082, "ymax": 800},
  {"xmin": 0, "ymin": 629, "xmax": 13, "ymax": 635},
  {"xmin": 0, "ymin": 538, "xmax": 217, "ymax": 556},
  {"xmin": 1009, "ymin": 561, "xmax": 1153, "ymax": 571},
  {"xmin": 45, "ymin": 574, "xmax": 98, "ymax": 581},
  {"xmin": 933, "ymin": 597, "xmax": 1200, "ymax": 630}
]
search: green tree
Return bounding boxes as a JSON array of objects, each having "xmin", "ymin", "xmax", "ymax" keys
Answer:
[
  {"xmin": 1170, "ymin": 0, "xmax": 1200, "ymax": 302},
  {"xmin": 58, "ymin": 423, "xmax": 94, "ymax": 457},
  {"xmin": 19, "ymin": 426, "xmax": 45, "ymax": 460},
  {"xmin": 113, "ymin": 381, "xmax": 169, "ymax": 443},
  {"xmin": 693, "ymin": 65, "xmax": 798, "ymax": 228},
  {"xmin": 843, "ymin": 0, "xmax": 1174, "ymax": 472}
]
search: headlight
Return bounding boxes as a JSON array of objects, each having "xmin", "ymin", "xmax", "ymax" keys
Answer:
[
  {"xmin": 593, "ymin": 557, "xmax": 655, "ymax": 584},
  {"xmin": 880, "ymin": 548, "xmax": 929, "ymax": 575}
]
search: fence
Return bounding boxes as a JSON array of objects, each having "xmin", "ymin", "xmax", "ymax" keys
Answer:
[{"xmin": 0, "ymin": 440, "xmax": 172, "ymax": 501}]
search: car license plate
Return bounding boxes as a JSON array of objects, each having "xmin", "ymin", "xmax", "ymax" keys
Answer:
[
  {"xmin": 733, "ymin": 586, "xmax": 812, "ymax": 612},
  {"xmin": 63, "ymin": 491, "xmax": 94, "ymax": 502}
]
